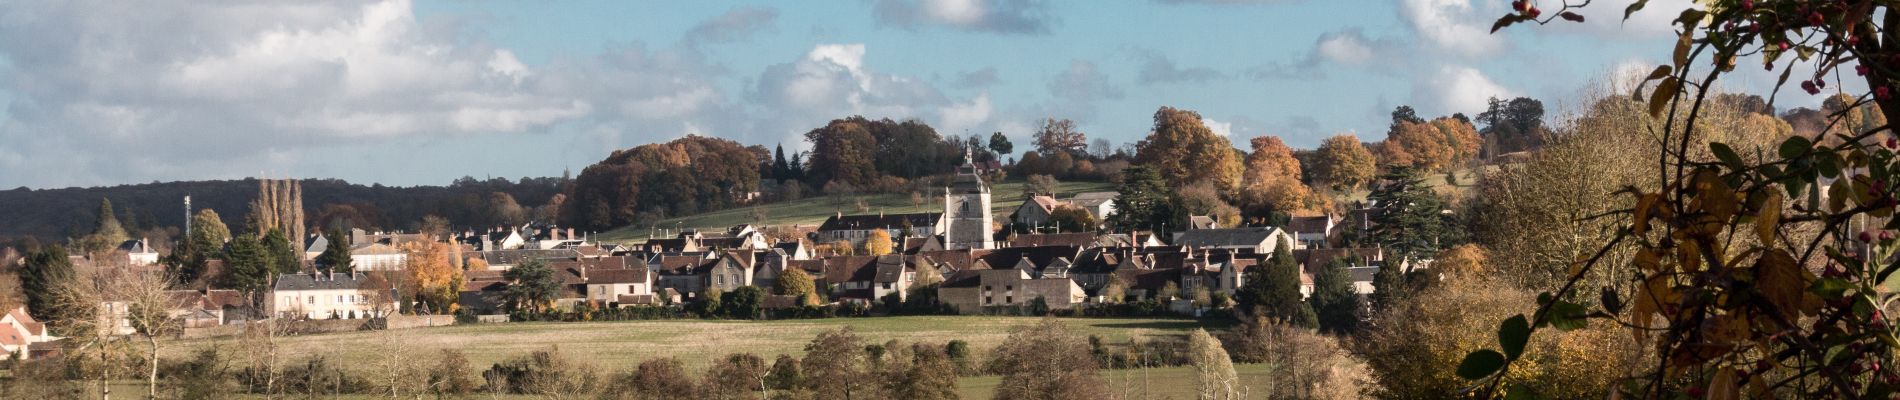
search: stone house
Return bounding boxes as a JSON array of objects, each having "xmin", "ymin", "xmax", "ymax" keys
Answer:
[{"xmin": 271, "ymin": 272, "xmax": 397, "ymax": 320}]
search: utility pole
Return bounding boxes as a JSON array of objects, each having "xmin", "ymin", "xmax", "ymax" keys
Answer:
[{"xmin": 184, "ymin": 195, "xmax": 192, "ymax": 238}]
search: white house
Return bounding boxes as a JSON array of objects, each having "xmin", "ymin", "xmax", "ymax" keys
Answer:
[
  {"xmin": 271, "ymin": 272, "xmax": 397, "ymax": 320},
  {"xmin": 1, "ymin": 307, "xmax": 57, "ymax": 359},
  {"xmin": 118, "ymin": 239, "xmax": 160, "ymax": 266}
]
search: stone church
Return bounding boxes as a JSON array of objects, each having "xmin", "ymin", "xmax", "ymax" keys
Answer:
[{"xmin": 943, "ymin": 151, "xmax": 994, "ymax": 250}]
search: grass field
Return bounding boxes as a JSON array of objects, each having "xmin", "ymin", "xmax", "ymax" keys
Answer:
[
  {"xmin": 94, "ymin": 363, "xmax": 1279, "ymax": 399},
  {"xmin": 166, "ymin": 316, "xmax": 1221, "ymax": 371},
  {"xmin": 595, "ymin": 179, "xmax": 1116, "ymax": 244}
]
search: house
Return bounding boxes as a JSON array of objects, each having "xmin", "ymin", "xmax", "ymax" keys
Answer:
[
  {"xmin": 271, "ymin": 272, "xmax": 397, "ymax": 320},
  {"xmin": 1067, "ymin": 192, "xmax": 1118, "ymax": 222},
  {"xmin": 349, "ymin": 242, "xmax": 408, "ymax": 271},
  {"xmin": 821, "ymin": 255, "xmax": 909, "ymax": 303},
  {"xmin": 1284, "ymin": 214, "xmax": 1337, "ymax": 249},
  {"xmin": 937, "ymin": 268, "xmax": 1087, "ymax": 314},
  {"xmin": 814, "ymin": 212, "xmax": 945, "ymax": 247},
  {"xmin": 1012, "ymin": 195, "xmax": 1067, "ymax": 227},
  {"xmin": 118, "ymin": 238, "xmax": 159, "ymax": 265},
  {"xmin": 304, "ymin": 234, "xmax": 328, "ymax": 261},
  {"xmin": 774, "ymin": 240, "xmax": 815, "ymax": 261},
  {"xmin": 1011, "ymin": 192, "xmax": 1117, "ymax": 230},
  {"xmin": 652, "ymin": 254, "xmax": 719, "ymax": 296},
  {"xmin": 1187, "ymin": 215, "xmax": 1220, "ymax": 230},
  {"xmin": 554, "ymin": 257, "xmax": 652, "ymax": 306},
  {"xmin": 1171, "ymin": 227, "xmax": 1295, "ymax": 254},
  {"xmin": 1293, "ymin": 247, "xmax": 1391, "ymax": 295},
  {"xmin": 1, "ymin": 307, "xmax": 58, "ymax": 359},
  {"xmin": 164, "ymin": 289, "xmax": 247, "ymax": 328}
]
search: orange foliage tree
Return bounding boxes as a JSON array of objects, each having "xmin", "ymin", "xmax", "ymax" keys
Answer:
[{"xmin": 403, "ymin": 241, "xmax": 463, "ymax": 314}]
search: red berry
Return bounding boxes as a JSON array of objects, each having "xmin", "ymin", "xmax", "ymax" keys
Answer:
[
  {"xmin": 1780, "ymin": 42, "xmax": 1792, "ymax": 51},
  {"xmin": 1687, "ymin": 387, "xmax": 1706, "ymax": 397},
  {"xmin": 1886, "ymin": 137, "xmax": 1897, "ymax": 149},
  {"xmin": 1879, "ymin": 86, "xmax": 1893, "ymax": 100},
  {"xmin": 1527, "ymin": 6, "xmax": 1541, "ymax": 19},
  {"xmin": 1849, "ymin": 36, "xmax": 1861, "ymax": 46},
  {"xmin": 1743, "ymin": 0, "xmax": 1755, "ymax": 11},
  {"xmin": 1811, "ymin": 12, "xmax": 1826, "ymax": 26},
  {"xmin": 1804, "ymin": 80, "xmax": 1821, "ymax": 95},
  {"xmin": 1859, "ymin": 65, "xmax": 1870, "ymax": 76},
  {"xmin": 1882, "ymin": 230, "xmax": 1895, "ymax": 241}
]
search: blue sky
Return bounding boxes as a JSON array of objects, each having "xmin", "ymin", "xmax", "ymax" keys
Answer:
[{"xmin": 0, "ymin": 0, "xmax": 1839, "ymax": 188}]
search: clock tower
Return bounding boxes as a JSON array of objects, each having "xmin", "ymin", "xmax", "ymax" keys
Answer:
[{"xmin": 944, "ymin": 149, "xmax": 994, "ymax": 250}]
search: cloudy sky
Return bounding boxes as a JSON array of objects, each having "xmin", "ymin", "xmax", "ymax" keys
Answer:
[{"xmin": 0, "ymin": 0, "xmax": 1830, "ymax": 189}]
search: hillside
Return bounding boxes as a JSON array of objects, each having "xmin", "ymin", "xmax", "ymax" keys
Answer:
[
  {"xmin": 596, "ymin": 178, "xmax": 1116, "ymax": 244},
  {"xmin": 0, "ymin": 177, "xmax": 564, "ymax": 243}
]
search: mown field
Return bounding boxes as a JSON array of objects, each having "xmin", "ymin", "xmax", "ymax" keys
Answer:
[
  {"xmin": 165, "ymin": 316, "xmax": 1222, "ymax": 371},
  {"xmin": 596, "ymin": 179, "xmax": 1116, "ymax": 244}
]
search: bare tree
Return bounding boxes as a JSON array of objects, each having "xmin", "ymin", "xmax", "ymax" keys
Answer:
[{"xmin": 110, "ymin": 269, "xmax": 181, "ymax": 399}]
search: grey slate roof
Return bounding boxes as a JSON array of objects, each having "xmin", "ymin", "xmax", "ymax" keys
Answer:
[
  {"xmin": 274, "ymin": 272, "xmax": 374, "ymax": 291},
  {"xmin": 1172, "ymin": 227, "xmax": 1282, "ymax": 248},
  {"xmin": 818, "ymin": 213, "xmax": 943, "ymax": 231}
]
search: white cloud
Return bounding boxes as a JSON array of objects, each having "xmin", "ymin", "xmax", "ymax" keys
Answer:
[
  {"xmin": 1399, "ymin": 0, "xmax": 1506, "ymax": 57},
  {"xmin": 1415, "ymin": 65, "xmax": 1514, "ymax": 115},
  {"xmin": 1315, "ymin": 31, "xmax": 1376, "ymax": 65},
  {"xmin": 872, "ymin": 0, "xmax": 1053, "ymax": 34},
  {"xmin": 1202, "ymin": 117, "xmax": 1234, "ymax": 137}
]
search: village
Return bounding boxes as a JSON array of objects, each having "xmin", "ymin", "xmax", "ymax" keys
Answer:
[{"xmin": 2, "ymin": 155, "xmax": 1405, "ymax": 359}]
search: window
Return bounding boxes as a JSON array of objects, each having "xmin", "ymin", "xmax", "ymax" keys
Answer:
[
  {"xmin": 882, "ymin": 283, "xmax": 892, "ymax": 290},
  {"xmin": 718, "ymin": 275, "xmax": 725, "ymax": 285},
  {"xmin": 307, "ymin": 296, "xmax": 315, "ymax": 305},
  {"xmin": 348, "ymin": 295, "xmax": 356, "ymax": 304},
  {"xmin": 337, "ymin": 295, "xmax": 345, "ymax": 304},
  {"xmin": 985, "ymin": 296, "xmax": 993, "ymax": 305},
  {"xmin": 1006, "ymin": 296, "xmax": 1013, "ymax": 304}
]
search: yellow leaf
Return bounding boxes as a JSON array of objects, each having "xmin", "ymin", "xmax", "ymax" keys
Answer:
[
  {"xmin": 1678, "ymin": 240, "xmax": 1703, "ymax": 273},
  {"xmin": 1634, "ymin": 249, "xmax": 1662, "ymax": 274},
  {"xmin": 1709, "ymin": 367, "xmax": 1740, "ymax": 400},
  {"xmin": 1748, "ymin": 373, "xmax": 1775, "ymax": 400},
  {"xmin": 1829, "ymin": 181, "xmax": 1850, "ymax": 213},
  {"xmin": 1634, "ymin": 193, "xmax": 1660, "ymax": 236},
  {"xmin": 1649, "ymin": 77, "xmax": 1680, "ymax": 118},
  {"xmin": 1757, "ymin": 193, "xmax": 1781, "ymax": 244},
  {"xmin": 1756, "ymin": 250, "xmax": 1812, "ymax": 320}
]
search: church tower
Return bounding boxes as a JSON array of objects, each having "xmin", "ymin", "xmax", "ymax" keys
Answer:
[{"xmin": 944, "ymin": 149, "xmax": 994, "ymax": 250}]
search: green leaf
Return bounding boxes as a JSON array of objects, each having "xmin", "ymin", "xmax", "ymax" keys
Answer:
[
  {"xmin": 1811, "ymin": 277, "xmax": 1852, "ymax": 299},
  {"xmin": 1710, "ymin": 143, "xmax": 1745, "ymax": 171},
  {"xmin": 1779, "ymin": 136, "xmax": 1812, "ymax": 160},
  {"xmin": 1600, "ymin": 286, "xmax": 1623, "ymax": 315},
  {"xmin": 1457, "ymin": 350, "xmax": 1507, "ymax": 380},
  {"xmin": 1548, "ymin": 301, "xmax": 1590, "ymax": 331},
  {"xmin": 1504, "ymin": 384, "xmax": 1543, "ymax": 400},
  {"xmin": 1498, "ymin": 314, "xmax": 1531, "ymax": 360}
]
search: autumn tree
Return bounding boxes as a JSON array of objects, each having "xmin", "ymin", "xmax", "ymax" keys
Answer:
[
  {"xmin": 1136, "ymin": 107, "xmax": 1244, "ymax": 191},
  {"xmin": 1237, "ymin": 135, "xmax": 1324, "ymax": 217},
  {"xmin": 1046, "ymin": 206, "xmax": 1097, "ymax": 233},
  {"xmin": 986, "ymin": 318, "xmax": 1108, "ymax": 399},
  {"xmin": 1380, "ymin": 117, "xmax": 1480, "ymax": 172},
  {"xmin": 774, "ymin": 267, "xmax": 818, "ymax": 305},
  {"xmin": 1034, "ymin": 118, "xmax": 1088, "ymax": 157},
  {"xmin": 403, "ymin": 241, "xmax": 463, "ymax": 315},
  {"xmin": 864, "ymin": 230, "xmax": 894, "ymax": 256},
  {"xmin": 1312, "ymin": 134, "xmax": 1378, "ymax": 192},
  {"xmin": 563, "ymin": 135, "xmax": 764, "ymax": 230},
  {"xmin": 617, "ymin": 357, "xmax": 697, "ymax": 400},
  {"xmin": 701, "ymin": 353, "xmax": 767, "ymax": 400},
  {"xmin": 1024, "ymin": 174, "xmax": 1059, "ymax": 196},
  {"xmin": 188, "ymin": 208, "xmax": 230, "ymax": 253},
  {"xmin": 1474, "ymin": 96, "xmax": 1549, "ymax": 154},
  {"xmin": 893, "ymin": 343, "xmax": 959, "ymax": 400},
  {"xmin": 803, "ymin": 118, "xmax": 880, "ymax": 187},
  {"xmin": 802, "ymin": 327, "xmax": 872, "ymax": 398}
]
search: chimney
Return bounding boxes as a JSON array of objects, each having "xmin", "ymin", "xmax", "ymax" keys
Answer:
[{"xmin": 567, "ymin": 228, "xmax": 576, "ymax": 241}]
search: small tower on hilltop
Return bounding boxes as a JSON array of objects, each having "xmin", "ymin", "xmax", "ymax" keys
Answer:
[{"xmin": 944, "ymin": 148, "xmax": 994, "ymax": 250}]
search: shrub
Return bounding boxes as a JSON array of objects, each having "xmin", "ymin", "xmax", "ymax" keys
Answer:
[
  {"xmin": 600, "ymin": 357, "xmax": 696, "ymax": 400},
  {"xmin": 484, "ymin": 346, "xmax": 599, "ymax": 396},
  {"xmin": 701, "ymin": 353, "xmax": 767, "ymax": 400},
  {"xmin": 986, "ymin": 318, "xmax": 1109, "ymax": 399},
  {"xmin": 764, "ymin": 355, "xmax": 802, "ymax": 391},
  {"xmin": 164, "ymin": 347, "xmax": 235, "ymax": 399},
  {"xmin": 277, "ymin": 355, "xmax": 370, "ymax": 395},
  {"xmin": 428, "ymin": 349, "xmax": 477, "ymax": 396},
  {"xmin": 1221, "ymin": 319, "xmax": 1374, "ymax": 399}
]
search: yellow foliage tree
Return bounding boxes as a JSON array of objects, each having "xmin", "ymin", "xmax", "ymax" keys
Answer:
[
  {"xmin": 403, "ymin": 241, "xmax": 463, "ymax": 314},
  {"xmin": 864, "ymin": 230, "xmax": 894, "ymax": 256}
]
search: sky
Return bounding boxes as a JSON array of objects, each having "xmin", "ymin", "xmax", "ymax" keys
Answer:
[{"xmin": 0, "ymin": 0, "xmax": 1844, "ymax": 189}]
